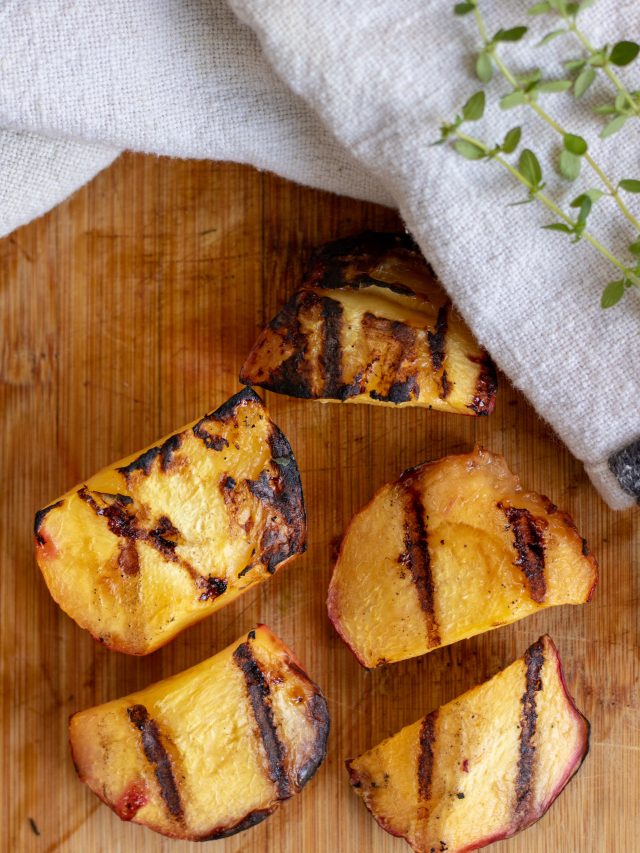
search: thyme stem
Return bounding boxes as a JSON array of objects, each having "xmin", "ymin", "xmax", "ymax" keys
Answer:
[
  {"xmin": 473, "ymin": 4, "xmax": 640, "ymax": 233},
  {"xmin": 564, "ymin": 17, "xmax": 640, "ymax": 117},
  {"xmin": 454, "ymin": 128, "xmax": 640, "ymax": 287}
]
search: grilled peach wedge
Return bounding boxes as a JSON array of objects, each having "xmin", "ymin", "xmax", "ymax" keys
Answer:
[
  {"xmin": 34, "ymin": 388, "xmax": 306, "ymax": 654},
  {"xmin": 328, "ymin": 448, "xmax": 597, "ymax": 667},
  {"xmin": 347, "ymin": 635, "xmax": 589, "ymax": 853},
  {"xmin": 70, "ymin": 626, "xmax": 329, "ymax": 840},
  {"xmin": 240, "ymin": 232, "xmax": 497, "ymax": 415}
]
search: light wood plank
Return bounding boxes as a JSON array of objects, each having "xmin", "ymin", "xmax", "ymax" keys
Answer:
[{"xmin": 1, "ymin": 153, "xmax": 637, "ymax": 852}]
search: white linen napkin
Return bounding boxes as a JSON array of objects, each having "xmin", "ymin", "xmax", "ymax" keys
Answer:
[{"xmin": 0, "ymin": 0, "xmax": 638, "ymax": 508}]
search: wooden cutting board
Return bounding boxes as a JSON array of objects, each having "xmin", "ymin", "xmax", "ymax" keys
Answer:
[{"xmin": 1, "ymin": 153, "xmax": 638, "ymax": 853}]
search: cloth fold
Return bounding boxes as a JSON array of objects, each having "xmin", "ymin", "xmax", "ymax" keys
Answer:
[{"xmin": 0, "ymin": 0, "xmax": 638, "ymax": 508}]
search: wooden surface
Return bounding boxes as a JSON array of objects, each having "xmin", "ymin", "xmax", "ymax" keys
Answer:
[{"xmin": 1, "ymin": 153, "xmax": 638, "ymax": 853}]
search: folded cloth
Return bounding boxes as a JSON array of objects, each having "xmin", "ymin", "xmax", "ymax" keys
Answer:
[{"xmin": 0, "ymin": 0, "xmax": 638, "ymax": 508}]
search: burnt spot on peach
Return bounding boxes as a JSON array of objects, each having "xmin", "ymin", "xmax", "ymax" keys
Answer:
[
  {"xmin": 34, "ymin": 499, "xmax": 63, "ymax": 545},
  {"xmin": 440, "ymin": 370, "xmax": 451, "ymax": 399},
  {"xmin": 361, "ymin": 313, "xmax": 419, "ymax": 402},
  {"xmin": 247, "ymin": 467, "xmax": 306, "ymax": 573},
  {"xmin": 245, "ymin": 290, "xmax": 319, "ymax": 399},
  {"xmin": 295, "ymin": 692, "xmax": 330, "ymax": 789},
  {"xmin": 119, "ymin": 447, "xmax": 155, "ymax": 480},
  {"xmin": 197, "ymin": 576, "xmax": 228, "ymax": 601},
  {"xmin": 209, "ymin": 386, "xmax": 262, "ymax": 425},
  {"xmin": 159, "ymin": 434, "xmax": 182, "ymax": 470},
  {"xmin": 192, "ymin": 421, "xmax": 229, "ymax": 451},
  {"xmin": 467, "ymin": 355, "xmax": 498, "ymax": 416},
  {"xmin": 370, "ymin": 376, "xmax": 420, "ymax": 404}
]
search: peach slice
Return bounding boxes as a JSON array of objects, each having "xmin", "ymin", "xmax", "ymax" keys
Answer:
[
  {"xmin": 240, "ymin": 232, "xmax": 497, "ymax": 415},
  {"xmin": 328, "ymin": 447, "xmax": 597, "ymax": 667},
  {"xmin": 35, "ymin": 388, "xmax": 306, "ymax": 654},
  {"xmin": 346, "ymin": 635, "xmax": 589, "ymax": 853},
  {"xmin": 70, "ymin": 626, "xmax": 329, "ymax": 840}
]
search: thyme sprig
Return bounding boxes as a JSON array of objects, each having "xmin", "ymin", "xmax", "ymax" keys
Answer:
[
  {"xmin": 449, "ymin": 0, "xmax": 640, "ymax": 307},
  {"xmin": 440, "ymin": 93, "xmax": 640, "ymax": 297},
  {"xmin": 530, "ymin": 0, "xmax": 640, "ymax": 132},
  {"xmin": 456, "ymin": 0, "xmax": 640, "ymax": 235}
]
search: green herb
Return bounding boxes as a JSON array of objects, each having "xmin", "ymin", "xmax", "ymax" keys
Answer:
[
  {"xmin": 538, "ymin": 0, "xmax": 640, "ymax": 127},
  {"xmin": 445, "ymin": 0, "xmax": 640, "ymax": 307},
  {"xmin": 469, "ymin": 2, "xmax": 640, "ymax": 236}
]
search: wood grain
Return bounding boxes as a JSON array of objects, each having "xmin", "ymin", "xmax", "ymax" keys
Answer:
[{"xmin": 1, "ymin": 153, "xmax": 638, "ymax": 853}]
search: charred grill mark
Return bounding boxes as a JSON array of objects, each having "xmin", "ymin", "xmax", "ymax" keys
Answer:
[
  {"xmin": 127, "ymin": 704, "xmax": 183, "ymax": 822},
  {"xmin": 76, "ymin": 487, "xmax": 222, "ymax": 593},
  {"xmin": 399, "ymin": 481, "xmax": 440, "ymax": 647},
  {"xmin": 467, "ymin": 355, "xmax": 498, "ymax": 416},
  {"xmin": 117, "ymin": 432, "xmax": 183, "ymax": 480},
  {"xmin": 427, "ymin": 304, "xmax": 455, "ymax": 400},
  {"xmin": 247, "ymin": 464, "xmax": 306, "ymax": 573},
  {"xmin": 233, "ymin": 642, "xmax": 290, "ymax": 799},
  {"xmin": 320, "ymin": 296, "xmax": 344, "ymax": 397},
  {"xmin": 192, "ymin": 420, "xmax": 230, "ymax": 451},
  {"xmin": 499, "ymin": 503, "xmax": 547, "ymax": 603},
  {"xmin": 34, "ymin": 500, "xmax": 63, "ymax": 544},
  {"xmin": 314, "ymin": 261, "xmax": 416, "ymax": 296},
  {"xmin": 334, "ymin": 372, "xmax": 366, "ymax": 401},
  {"xmin": 154, "ymin": 515, "xmax": 179, "ymax": 537},
  {"xmin": 78, "ymin": 487, "xmax": 132, "ymax": 532},
  {"xmin": 369, "ymin": 375, "xmax": 419, "ymax": 404},
  {"xmin": 200, "ymin": 808, "xmax": 275, "ymax": 841},
  {"xmin": 242, "ymin": 291, "xmax": 322, "ymax": 398},
  {"xmin": 249, "ymin": 427, "xmax": 307, "ymax": 571},
  {"xmin": 418, "ymin": 711, "xmax": 438, "ymax": 803},
  {"xmin": 514, "ymin": 639, "xmax": 545, "ymax": 823},
  {"xmin": 392, "ymin": 322, "xmax": 417, "ymax": 348},
  {"xmin": 362, "ymin": 313, "xmax": 420, "ymax": 404},
  {"xmin": 428, "ymin": 304, "xmax": 449, "ymax": 371},
  {"xmin": 148, "ymin": 515, "xmax": 182, "ymax": 560}
]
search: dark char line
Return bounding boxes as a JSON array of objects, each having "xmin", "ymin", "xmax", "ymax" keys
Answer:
[
  {"xmin": 499, "ymin": 503, "xmax": 547, "ymax": 603},
  {"xmin": 514, "ymin": 638, "xmax": 545, "ymax": 823},
  {"xmin": 418, "ymin": 710, "xmax": 439, "ymax": 803},
  {"xmin": 399, "ymin": 481, "xmax": 441, "ymax": 648},
  {"xmin": 233, "ymin": 641, "xmax": 290, "ymax": 800},
  {"xmin": 127, "ymin": 704, "xmax": 183, "ymax": 821}
]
